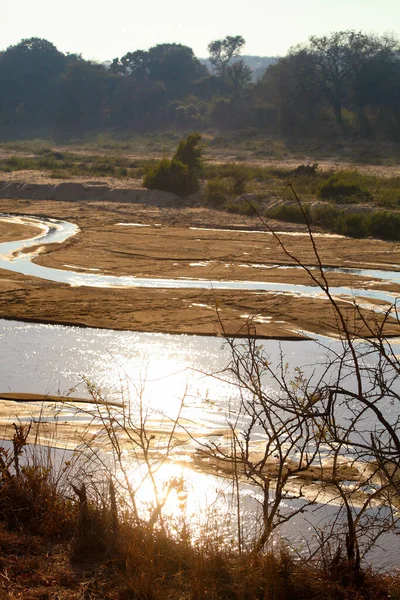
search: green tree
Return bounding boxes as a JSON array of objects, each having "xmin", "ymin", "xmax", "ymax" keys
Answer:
[
  {"xmin": 207, "ymin": 35, "xmax": 245, "ymax": 80},
  {"xmin": 226, "ymin": 60, "xmax": 252, "ymax": 100},
  {"xmin": 303, "ymin": 31, "xmax": 399, "ymax": 129},
  {"xmin": 57, "ymin": 58, "xmax": 109, "ymax": 129},
  {"xmin": 0, "ymin": 37, "xmax": 66, "ymax": 126},
  {"xmin": 111, "ymin": 44, "xmax": 206, "ymax": 99}
]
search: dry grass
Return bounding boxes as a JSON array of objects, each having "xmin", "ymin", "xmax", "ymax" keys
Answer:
[{"xmin": 0, "ymin": 424, "xmax": 399, "ymax": 600}]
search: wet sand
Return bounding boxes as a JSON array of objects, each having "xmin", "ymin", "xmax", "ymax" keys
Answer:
[{"xmin": 0, "ymin": 196, "xmax": 399, "ymax": 339}]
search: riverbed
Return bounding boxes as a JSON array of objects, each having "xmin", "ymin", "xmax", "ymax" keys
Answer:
[
  {"xmin": 0, "ymin": 207, "xmax": 399, "ymax": 568},
  {"xmin": 0, "ymin": 207, "xmax": 399, "ymax": 338}
]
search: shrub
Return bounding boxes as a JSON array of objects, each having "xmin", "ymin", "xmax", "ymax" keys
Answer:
[
  {"xmin": 293, "ymin": 163, "xmax": 318, "ymax": 176},
  {"xmin": 318, "ymin": 173, "xmax": 372, "ymax": 203},
  {"xmin": 173, "ymin": 132, "xmax": 202, "ymax": 175},
  {"xmin": 143, "ymin": 158, "xmax": 194, "ymax": 196},
  {"xmin": 231, "ymin": 170, "xmax": 249, "ymax": 196},
  {"xmin": 204, "ymin": 178, "xmax": 232, "ymax": 208},
  {"xmin": 335, "ymin": 212, "xmax": 369, "ymax": 238},
  {"xmin": 227, "ymin": 198, "xmax": 260, "ymax": 216},
  {"xmin": 266, "ymin": 202, "xmax": 311, "ymax": 224},
  {"xmin": 143, "ymin": 133, "xmax": 202, "ymax": 196},
  {"xmin": 369, "ymin": 211, "xmax": 400, "ymax": 240},
  {"xmin": 310, "ymin": 203, "xmax": 341, "ymax": 228}
]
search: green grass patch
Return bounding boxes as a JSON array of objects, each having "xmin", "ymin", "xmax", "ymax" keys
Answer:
[
  {"xmin": 318, "ymin": 172, "xmax": 373, "ymax": 203},
  {"xmin": 267, "ymin": 201, "xmax": 400, "ymax": 240},
  {"xmin": 0, "ymin": 151, "xmax": 153, "ymax": 179}
]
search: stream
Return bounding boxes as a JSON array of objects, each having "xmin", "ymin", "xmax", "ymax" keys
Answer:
[
  {"xmin": 0, "ymin": 214, "xmax": 399, "ymax": 568},
  {"xmin": 0, "ymin": 214, "xmax": 398, "ymax": 303}
]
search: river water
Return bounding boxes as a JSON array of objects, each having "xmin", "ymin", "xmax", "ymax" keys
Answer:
[{"xmin": 0, "ymin": 215, "xmax": 399, "ymax": 568}]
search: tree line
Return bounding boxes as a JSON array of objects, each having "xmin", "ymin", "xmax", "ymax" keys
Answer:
[{"xmin": 0, "ymin": 31, "xmax": 399, "ymax": 141}]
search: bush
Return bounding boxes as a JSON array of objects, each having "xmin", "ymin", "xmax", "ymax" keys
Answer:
[
  {"xmin": 143, "ymin": 158, "xmax": 195, "ymax": 196},
  {"xmin": 173, "ymin": 132, "xmax": 202, "ymax": 175},
  {"xmin": 369, "ymin": 211, "xmax": 400, "ymax": 240},
  {"xmin": 143, "ymin": 133, "xmax": 202, "ymax": 196},
  {"xmin": 227, "ymin": 198, "xmax": 260, "ymax": 216},
  {"xmin": 318, "ymin": 173, "xmax": 373, "ymax": 203},
  {"xmin": 266, "ymin": 203, "xmax": 311, "ymax": 224},
  {"xmin": 293, "ymin": 163, "xmax": 319, "ymax": 176},
  {"xmin": 311, "ymin": 204, "xmax": 341, "ymax": 228},
  {"xmin": 204, "ymin": 178, "xmax": 232, "ymax": 208},
  {"xmin": 335, "ymin": 212, "xmax": 369, "ymax": 238}
]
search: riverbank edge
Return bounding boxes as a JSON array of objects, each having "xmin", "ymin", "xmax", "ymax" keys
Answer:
[
  {"xmin": 0, "ymin": 314, "xmax": 309, "ymax": 341},
  {"xmin": 0, "ymin": 179, "xmax": 180, "ymax": 205}
]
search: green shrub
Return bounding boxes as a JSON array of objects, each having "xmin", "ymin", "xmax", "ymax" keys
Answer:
[
  {"xmin": 369, "ymin": 211, "xmax": 400, "ymax": 240},
  {"xmin": 143, "ymin": 133, "xmax": 202, "ymax": 196},
  {"xmin": 335, "ymin": 212, "xmax": 369, "ymax": 238},
  {"xmin": 310, "ymin": 204, "xmax": 341, "ymax": 228},
  {"xmin": 227, "ymin": 198, "xmax": 260, "ymax": 216},
  {"xmin": 318, "ymin": 174, "xmax": 372, "ymax": 203},
  {"xmin": 292, "ymin": 163, "xmax": 318, "ymax": 176},
  {"xmin": 266, "ymin": 203, "xmax": 311, "ymax": 224},
  {"xmin": 173, "ymin": 132, "xmax": 202, "ymax": 175},
  {"xmin": 144, "ymin": 158, "xmax": 196, "ymax": 195},
  {"xmin": 204, "ymin": 178, "xmax": 232, "ymax": 208}
]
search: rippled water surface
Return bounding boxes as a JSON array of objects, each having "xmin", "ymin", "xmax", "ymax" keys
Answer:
[
  {"xmin": 0, "ymin": 215, "xmax": 399, "ymax": 568},
  {"xmin": 0, "ymin": 318, "xmax": 399, "ymax": 567}
]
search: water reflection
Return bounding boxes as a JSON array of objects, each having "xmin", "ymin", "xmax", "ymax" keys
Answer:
[
  {"xmin": 0, "ymin": 319, "xmax": 399, "ymax": 567},
  {"xmin": 0, "ymin": 215, "xmax": 398, "ymax": 305}
]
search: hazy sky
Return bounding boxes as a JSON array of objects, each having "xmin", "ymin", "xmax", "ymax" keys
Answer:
[{"xmin": 2, "ymin": 0, "xmax": 399, "ymax": 61}]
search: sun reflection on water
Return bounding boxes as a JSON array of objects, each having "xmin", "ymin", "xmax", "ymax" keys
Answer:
[{"xmin": 123, "ymin": 459, "xmax": 241, "ymax": 542}]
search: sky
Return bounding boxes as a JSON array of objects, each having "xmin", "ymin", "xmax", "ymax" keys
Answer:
[{"xmin": 2, "ymin": 0, "xmax": 399, "ymax": 61}]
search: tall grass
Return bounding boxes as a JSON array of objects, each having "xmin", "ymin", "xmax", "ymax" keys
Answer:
[{"xmin": 0, "ymin": 419, "xmax": 399, "ymax": 599}]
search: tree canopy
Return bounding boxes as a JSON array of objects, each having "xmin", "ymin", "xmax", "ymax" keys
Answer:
[{"xmin": 0, "ymin": 31, "xmax": 399, "ymax": 141}]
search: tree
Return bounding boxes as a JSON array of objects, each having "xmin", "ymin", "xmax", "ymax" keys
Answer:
[
  {"xmin": 226, "ymin": 60, "xmax": 252, "ymax": 100},
  {"xmin": 208, "ymin": 35, "xmax": 245, "ymax": 80},
  {"xmin": 110, "ymin": 44, "xmax": 206, "ymax": 99},
  {"xmin": 301, "ymin": 31, "xmax": 399, "ymax": 129},
  {"xmin": 57, "ymin": 58, "xmax": 109, "ymax": 129},
  {"xmin": 257, "ymin": 50, "xmax": 322, "ymax": 137},
  {"xmin": 0, "ymin": 37, "xmax": 66, "ymax": 126},
  {"xmin": 210, "ymin": 194, "xmax": 400, "ymax": 568}
]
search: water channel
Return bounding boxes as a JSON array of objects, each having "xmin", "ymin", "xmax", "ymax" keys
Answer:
[{"xmin": 0, "ymin": 214, "xmax": 399, "ymax": 568}]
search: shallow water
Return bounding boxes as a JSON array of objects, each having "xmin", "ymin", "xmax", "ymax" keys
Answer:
[
  {"xmin": 0, "ymin": 216, "xmax": 399, "ymax": 568},
  {"xmin": 0, "ymin": 318, "xmax": 399, "ymax": 568},
  {"xmin": 0, "ymin": 215, "xmax": 397, "ymax": 307}
]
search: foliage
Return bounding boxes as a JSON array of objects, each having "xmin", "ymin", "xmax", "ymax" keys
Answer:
[
  {"xmin": 204, "ymin": 177, "xmax": 232, "ymax": 208},
  {"xmin": 318, "ymin": 173, "xmax": 373, "ymax": 203},
  {"xmin": 0, "ymin": 31, "xmax": 400, "ymax": 139},
  {"xmin": 267, "ymin": 202, "xmax": 311, "ymax": 223},
  {"xmin": 143, "ymin": 157, "xmax": 192, "ymax": 195},
  {"xmin": 143, "ymin": 132, "xmax": 202, "ymax": 195},
  {"xmin": 292, "ymin": 163, "xmax": 319, "ymax": 176},
  {"xmin": 173, "ymin": 131, "xmax": 202, "ymax": 175},
  {"xmin": 227, "ymin": 198, "xmax": 260, "ymax": 215},
  {"xmin": 269, "ymin": 199, "xmax": 400, "ymax": 240},
  {"xmin": 207, "ymin": 35, "xmax": 246, "ymax": 79},
  {"xmin": 335, "ymin": 211, "xmax": 369, "ymax": 237},
  {"xmin": 368, "ymin": 210, "xmax": 400, "ymax": 239}
]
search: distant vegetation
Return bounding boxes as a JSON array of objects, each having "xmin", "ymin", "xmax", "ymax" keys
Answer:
[{"xmin": 0, "ymin": 31, "xmax": 399, "ymax": 141}]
